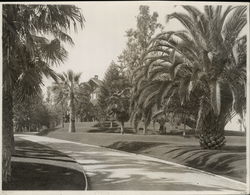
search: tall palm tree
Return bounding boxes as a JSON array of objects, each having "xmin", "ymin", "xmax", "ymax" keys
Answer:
[
  {"xmin": 52, "ymin": 70, "xmax": 82, "ymax": 133},
  {"xmin": 131, "ymin": 5, "xmax": 247, "ymax": 149},
  {"xmin": 2, "ymin": 4, "xmax": 84, "ymax": 184}
]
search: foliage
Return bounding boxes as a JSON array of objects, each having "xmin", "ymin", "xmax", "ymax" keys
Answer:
[
  {"xmin": 14, "ymin": 93, "xmax": 50, "ymax": 132},
  {"xmin": 75, "ymin": 82, "xmax": 96, "ymax": 122},
  {"xmin": 118, "ymin": 5, "xmax": 163, "ymax": 78},
  {"xmin": 131, "ymin": 5, "xmax": 247, "ymax": 149},
  {"xmin": 97, "ymin": 62, "xmax": 131, "ymax": 132},
  {"xmin": 3, "ymin": 5, "xmax": 84, "ymax": 98},
  {"xmin": 115, "ymin": 5, "xmax": 163, "ymax": 133}
]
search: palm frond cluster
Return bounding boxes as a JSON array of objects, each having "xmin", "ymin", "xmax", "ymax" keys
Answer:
[
  {"xmin": 3, "ymin": 5, "xmax": 84, "ymax": 100},
  {"xmin": 130, "ymin": 5, "xmax": 247, "ymax": 149}
]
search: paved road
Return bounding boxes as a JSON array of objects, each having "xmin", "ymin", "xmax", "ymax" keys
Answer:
[
  {"xmin": 15, "ymin": 134, "xmax": 246, "ymax": 192},
  {"xmin": 7, "ymin": 137, "xmax": 86, "ymax": 190}
]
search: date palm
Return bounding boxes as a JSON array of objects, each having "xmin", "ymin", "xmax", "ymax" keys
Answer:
[
  {"xmin": 2, "ymin": 4, "xmax": 84, "ymax": 184},
  {"xmin": 131, "ymin": 5, "xmax": 247, "ymax": 149}
]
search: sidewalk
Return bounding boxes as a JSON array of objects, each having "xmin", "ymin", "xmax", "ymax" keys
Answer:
[
  {"xmin": 16, "ymin": 134, "xmax": 246, "ymax": 192},
  {"xmin": 3, "ymin": 137, "xmax": 87, "ymax": 190}
]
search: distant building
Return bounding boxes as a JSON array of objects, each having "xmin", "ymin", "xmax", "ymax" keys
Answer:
[{"xmin": 88, "ymin": 75, "xmax": 102, "ymax": 105}]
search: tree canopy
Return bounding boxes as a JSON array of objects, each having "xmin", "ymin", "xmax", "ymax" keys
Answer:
[{"xmin": 130, "ymin": 5, "xmax": 247, "ymax": 149}]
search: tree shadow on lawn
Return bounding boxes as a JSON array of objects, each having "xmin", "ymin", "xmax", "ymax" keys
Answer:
[
  {"xmin": 108, "ymin": 141, "xmax": 167, "ymax": 153},
  {"xmin": 3, "ymin": 138, "xmax": 86, "ymax": 190},
  {"xmin": 107, "ymin": 141, "xmax": 246, "ymax": 183},
  {"xmin": 162, "ymin": 145, "xmax": 246, "ymax": 182},
  {"xmin": 76, "ymin": 153, "xmax": 243, "ymax": 191}
]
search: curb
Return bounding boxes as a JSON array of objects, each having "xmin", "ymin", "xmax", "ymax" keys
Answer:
[
  {"xmin": 48, "ymin": 137, "xmax": 247, "ymax": 187},
  {"xmin": 82, "ymin": 167, "xmax": 89, "ymax": 191},
  {"xmin": 98, "ymin": 145, "xmax": 247, "ymax": 187},
  {"xmin": 14, "ymin": 134, "xmax": 89, "ymax": 191},
  {"xmin": 17, "ymin": 134, "xmax": 247, "ymax": 190}
]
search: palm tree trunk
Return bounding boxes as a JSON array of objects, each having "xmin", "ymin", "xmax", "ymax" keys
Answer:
[
  {"xmin": 199, "ymin": 112, "xmax": 226, "ymax": 149},
  {"xmin": 69, "ymin": 93, "xmax": 76, "ymax": 133},
  {"xmin": 2, "ymin": 89, "xmax": 15, "ymax": 184},
  {"xmin": 199, "ymin": 96, "xmax": 235, "ymax": 149}
]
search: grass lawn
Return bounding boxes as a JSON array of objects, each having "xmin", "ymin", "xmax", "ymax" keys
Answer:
[
  {"xmin": 3, "ymin": 137, "xmax": 87, "ymax": 190},
  {"xmin": 43, "ymin": 122, "xmax": 246, "ymax": 183}
]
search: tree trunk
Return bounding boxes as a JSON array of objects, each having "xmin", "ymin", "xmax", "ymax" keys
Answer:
[
  {"xmin": 120, "ymin": 122, "xmax": 124, "ymax": 134},
  {"xmin": 241, "ymin": 111, "xmax": 246, "ymax": 133},
  {"xmin": 143, "ymin": 123, "xmax": 147, "ymax": 135},
  {"xmin": 61, "ymin": 104, "xmax": 65, "ymax": 128},
  {"xmin": 183, "ymin": 115, "xmax": 186, "ymax": 137},
  {"xmin": 110, "ymin": 121, "xmax": 113, "ymax": 128},
  {"xmin": 62, "ymin": 114, "xmax": 64, "ymax": 128},
  {"xmin": 69, "ymin": 93, "xmax": 76, "ymax": 133},
  {"xmin": 2, "ymin": 89, "xmax": 15, "ymax": 185},
  {"xmin": 158, "ymin": 120, "xmax": 166, "ymax": 135},
  {"xmin": 199, "ymin": 112, "xmax": 226, "ymax": 149},
  {"xmin": 159, "ymin": 124, "xmax": 165, "ymax": 134}
]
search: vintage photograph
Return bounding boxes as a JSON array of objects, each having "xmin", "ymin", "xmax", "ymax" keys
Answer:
[{"xmin": 1, "ymin": 1, "xmax": 249, "ymax": 194}]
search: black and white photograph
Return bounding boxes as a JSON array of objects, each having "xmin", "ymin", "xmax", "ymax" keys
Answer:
[{"xmin": 1, "ymin": 1, "xmax": 249, "ymax": 194}]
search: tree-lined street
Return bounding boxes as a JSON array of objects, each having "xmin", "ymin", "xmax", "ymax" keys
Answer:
[{"xmin": 2, "ymin": 2, "xmax": 248, "ymax": 193}]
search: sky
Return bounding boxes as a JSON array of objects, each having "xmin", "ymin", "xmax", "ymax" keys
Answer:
[
  {"xmin": 42, "ymin": 2, "xmax": 186, "ymax": 87},
  {"xmin": 43, "ymin": 1, "xmax": 247, "ymax": 85},
  {"xmin": 41, "ymin": 2, "xmax": 248, "ymax": 131}
]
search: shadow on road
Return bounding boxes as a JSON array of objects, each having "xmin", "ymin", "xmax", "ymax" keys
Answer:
[{"xmin": 3, "ymin": 138, "xmax": 86, "ymax": 190}]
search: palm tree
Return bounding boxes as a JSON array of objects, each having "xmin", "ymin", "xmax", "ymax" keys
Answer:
[
  {"xmin": 52, "ymin": 70, "xmax": 82, "ymax": 133},
  {"xmin": 2, "ymin": 4, "xmax": 84, "ymax": 184},
  {"xmin": 131, "ymin": 5, "xmax": 247, "ymax": 149}
]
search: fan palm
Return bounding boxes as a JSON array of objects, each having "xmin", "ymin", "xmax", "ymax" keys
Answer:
[
  {"xmin": 52, "ymin": 70, "xmax": 82, "ymax": 133},
  {"xmin": 2, "ymin": 4, "xmax": 84, "ymax": 183},
  {"xmin": 131, "ymin": 5, "xmax": 247, "ymax": 149}
]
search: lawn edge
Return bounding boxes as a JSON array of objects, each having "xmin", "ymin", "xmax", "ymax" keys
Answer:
[
  {"xmin": 14, "ymin": 135, "xmax": 89, "ymax": 191},
  {"xmin": 18, "ymin": 134, "xmax": 246, "ymax": 189},
  {"xmin": 41, "ymin": 135, "xmax": 247, "ymax": 187}
]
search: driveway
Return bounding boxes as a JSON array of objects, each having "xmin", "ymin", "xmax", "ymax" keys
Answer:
[{"xmin": 15, "ymin": 134, "xmax": 246, "ymax": 192}]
